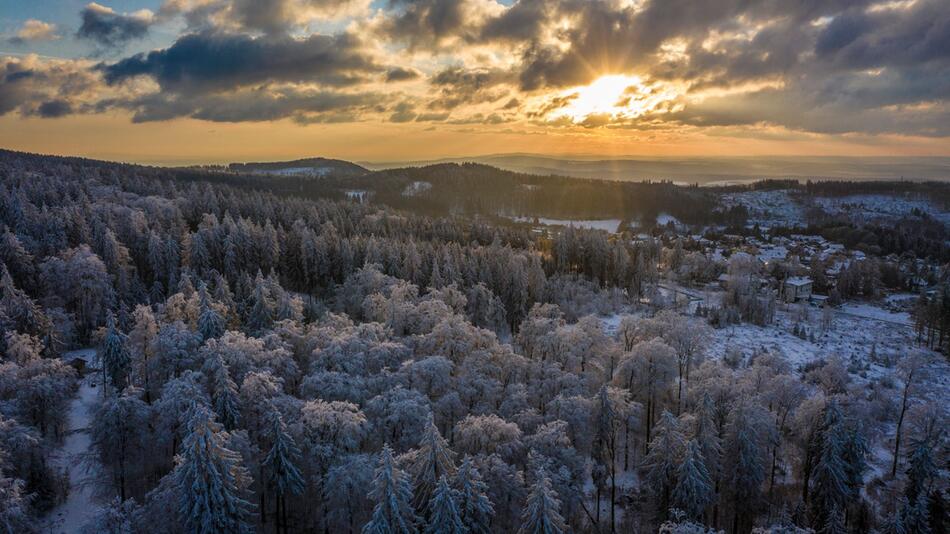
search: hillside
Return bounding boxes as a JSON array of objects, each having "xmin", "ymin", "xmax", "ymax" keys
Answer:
[{"xmin": 228, "ymin": 157, "xmax": 369, "ymax": 177}]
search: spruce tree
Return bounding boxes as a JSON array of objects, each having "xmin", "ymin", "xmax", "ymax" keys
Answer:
[
  {"xmin": 819, "ymin": 506, "xmax": 847, "ymax": 534},
  {"xmin": 643, "ymin": 410, "xmax": 687, "ymax": 517},
  {"xmin": 101, "ymin": 313, "xmax": 131, "ymax": 391},
  {"xmin": 265, "ymin": 411, "xmax": 305, "ymax": 534},
  {"xmin": 672, "ymin": 439, "xmax": 714, "ymax": 521},
  {"xmin": 208, "ymin": 355, "xmax": 240, "ymax": 431},
  {"xmin": 410, "ymin": 415, "xmax": 457, "ymax": 511},
  {"xmin": 455, "ymin": 455, "xmax": 494, "ymax": 534},
  {"xmin": 425, "ymin": 476, "xmax": 465, "ymax": 534},
  {"xmin": 197, "ymin": 282, "xmax": 225, "ymax": 340},
  {"xmin": 363, "ymin": 444, "xmax": 420, "ymax": 534},
  {"xmin": 903, "ymin": 494, "xmax": 932, "ymax": 534},
  {"xmin": 809, "ymin": 402, "xmax": 849, "ymax": 526},
  {"xmin": 175, "ymin": 404, "xmax": 254, "ymax": 534},
  {"xmin": 518, "ymin": 466, "xmax": 567, "ymax": 534},
  {"xmin": 245, "ymin": 272, "xmax": 273, "ymax": 336},
  {"xmin": 904, "ymin": 437, "xmax": 935, "ymax": 504}
]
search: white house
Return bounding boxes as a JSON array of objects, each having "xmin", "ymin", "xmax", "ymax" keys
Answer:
[{"xmin": 783, "ymin": 276, "xmax": 813, "ymax": 302}]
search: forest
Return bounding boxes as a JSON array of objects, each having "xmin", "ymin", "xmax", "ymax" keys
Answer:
[{"xmin": 0, "ymin": 150, "xmax": 946, "ymax": 534}]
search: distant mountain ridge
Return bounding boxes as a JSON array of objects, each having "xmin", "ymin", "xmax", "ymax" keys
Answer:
[
  {"xmin": 228, "ymin": 157, "xmax": 368, "ymax": 177},
  {"xmin": 361, "ymin": 154, "xmax": 950, "ymax": 183}
]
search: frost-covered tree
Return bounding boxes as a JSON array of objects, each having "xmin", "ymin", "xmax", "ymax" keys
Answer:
[
  {"xmin": 819, "ymin": 506, "xmax": 846, "ymax": 534},
  {"xmin": 591, "ymin": 385, "xmax": 624, "ymax": 529},
  {"xmin": 80, "ymin": 497, "xmax": 139, "ymax": 534},
  {"xmin": 407, "ymin": 415, "xmax": 457, "ymax": 512},
  {"xmin": 362, "ymin": 444, "xmax": 420, "ymax": 534},
  {"xmin": 454, "ymin": 455, "xmax": 494, "ymax": 534},
  {"xmin": 91, "ymin": 388, "xmax": 151, "ymax": 501},
  {"xmin": 902, "ymin": 493, "xmax": 932, "ymax": 534},
  {"xmin": 0, "ymin": 448, "xmax": 31, "ymax": 534},
  {"xmin": 245, "ymin": 272, "xmax": 274, "ymax": 336},
  {"xmin": 197, "ymin": 282, "xmax": 225, "ymax": 341},
  {"xmin": 100, "ymin": 313, "xmax": 132, "ymax": 391},
  {"xmin": 425, "ymin": 476, "xmax": 465, "ymax": 534},
  {"xmin": 205, "ymin": 354, "xmax": 240, "ymax": 431},
  {"xmin": 615, "ymin": 338, "xmax": 676, "ymax": 449},
  {"xmin": 518, "ymin": 465, "xmax": 567, "ymax": 534},
  {"xmin": 174, "ymin": 403, "xmax": 254, "ymax": 534},
  {"xmin": 809, "ymin": 402, "xmax": 849, "ymax": 527},
  {"xmin": 325, "ymin": 454, "xmax": 376, "ymax": 533},
  {"xmin": 265, "ymin": 411, "xmax": 305, "ymax": 534},
  {"xmin": 643, "ymin": 410, "xmax": 687, "ymax": 518},
  {"xmin": 724, "ymin": 397, "xmax": 771, "ymax": 534},
  {"xmin": 672, "ymin": 439, "xmax": 714, "ymax": 521}
]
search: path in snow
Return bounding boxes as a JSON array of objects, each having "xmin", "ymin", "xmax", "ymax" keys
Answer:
[{"xmin": 39, "ymin": 348, "xmax": 103, "ymax": 534}]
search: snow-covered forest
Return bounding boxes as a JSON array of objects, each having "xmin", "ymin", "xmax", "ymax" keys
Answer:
[{"xmin": 0, "ymin": 151, "xmax": 947, "ymax": 534}]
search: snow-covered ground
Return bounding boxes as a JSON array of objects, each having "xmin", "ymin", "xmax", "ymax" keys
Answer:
[
  {"xmin": 813, "ymin": 194, "xmax": 950, "ymax": 226},
  {"xmin": 720, "ymin": 189, "xmax": 807, "ymax": 227},
  {"xmin": 403, "ymin": 181, "xmax": 433, "ymax": 196},
  {"xmin": 720, "ymin": 190, "xmax": 950, "ymax": 229},
  {"xmin": 39, "ymin": 348, "xmax": 103, "ymax": 534},
  {"xmin": 655, "ymin": 213, "xmax": 681, "ymax": 227},
  {"xmin": 706, "ymin": 301, "xmax": 920, "ymax": 377}
]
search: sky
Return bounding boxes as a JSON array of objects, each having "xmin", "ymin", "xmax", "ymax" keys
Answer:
[{"xmin": 1, "ymin": 0, "xmax": 948, "ymax": 165}]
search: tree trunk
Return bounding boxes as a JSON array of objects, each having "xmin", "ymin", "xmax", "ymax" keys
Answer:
[{"xmin": 891, "ymin": 380, "xmax": 911, "ymax": 477}]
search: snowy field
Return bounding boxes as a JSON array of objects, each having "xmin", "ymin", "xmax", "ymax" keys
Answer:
[{"xmin": 706, "ymin": 302, "xmax": 923, "ymax": 378}]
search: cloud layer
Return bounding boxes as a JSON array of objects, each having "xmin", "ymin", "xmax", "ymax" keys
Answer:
[{"xmin": 2, "ymin": 0, "xmax": 948, "ymax": 141}]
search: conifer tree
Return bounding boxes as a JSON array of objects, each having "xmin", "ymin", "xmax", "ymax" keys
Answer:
[
  {"xmin": 425, "ymin": 476, "xmax": 465, "ymax": 534},
  {"xmin": 455, "ymin": 455, "xmax": 494, "ymax": 534},
  {"xmin": 809, "ymin": 402, "xmax": 849, "ymax": 526},
  {"xmin": 643, "ymin": 410, "xmax": 687, "ymax": 517},
  {"xmin": 672, "ymin": 439, "xmax": 714, "ymax": 521},
  {"xmin": 882, "ymin": 506, "xmax": 907, "ymax": 534},
  {"xmin": 265, "ymin": 411, "xmax": 305, "ymax": 534},
  {"xmin": 819, "ymin": 506, "xmax": 846, "ymax": 534},
  {"xmin": 363, "ymin": 444, "xmax": 420, "ymax": 534},
  {"xmin": 246, "ymin": 272, "xmax": 273, "ymax": 336},
  {"xmin": 518, "ymin": 466, "xmax": 567, "ymax": 534},
  {"xmin": 903, "ymin": 494, "xmax": 932, "ymax": 534},
  {"xmin": 197, "ymin": 282, "xmax": 225, "ymax": 341},
  {"xmin": 101, "ymin": 313, "xmax": 131, "ymax": 391},
  {"xmin": 208, "ymin": 355, "xmax": 240, "ymax": 431},
  {"xmin": 175, "ymin": 404, "xmax": 254, "ymax": 534},
  {"xmin": 409, "ymin": 415, "xmax": 457, "ymax": 511}
]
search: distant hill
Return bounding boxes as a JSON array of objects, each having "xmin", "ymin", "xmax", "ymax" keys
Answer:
[
  {"xmin": 228, "ymin": 157, "xmax": 368, "ymax": 177},
  {"xmin": 362, "ymin": 154, "xmax": 950, "ymax": 183}
]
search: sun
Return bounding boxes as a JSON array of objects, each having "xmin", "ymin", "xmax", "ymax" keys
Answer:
[{"xmin": 557, "ymin": 74, "xmax": 643, "ymax": 123}]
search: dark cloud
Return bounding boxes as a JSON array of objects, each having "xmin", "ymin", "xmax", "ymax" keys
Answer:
[
  {"xmin": 0, "ymin": 57, "xmax": 98, "ymax": 118},
  {"xmin": 814, "ymin": 0, "xmax": 950, "ymax": 70},
  {"xmin": 160, "ymin": 0, "xmax": 368, "ymax": 34},
  {"xmin": 77, "ymin": 3, "xmax": 153, "ymax": 48},
  {"xmin": 378, "ymin": 0, "xmax": 488, "ymax": 49},
  {"xmin": 389, "ymin": 101, "xmax": 416, "ymax": 122},
  {"xmin": 385, "ymin": 67, "xmax": 421, "ymax": 82},
  {"xmin": 35, "ymin": 99, "xmax": 73, "ymax": 118},
  {"xmin": 101, "ymin": 31, "xmax": 381, "ymax": 94},
  {"xmin": 118, "ymin": 86, "xmax": 387, "ymax": 123},
  {"xmin": 429, "ymin": 66, "xmax": 512, "ymax": 109}
]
